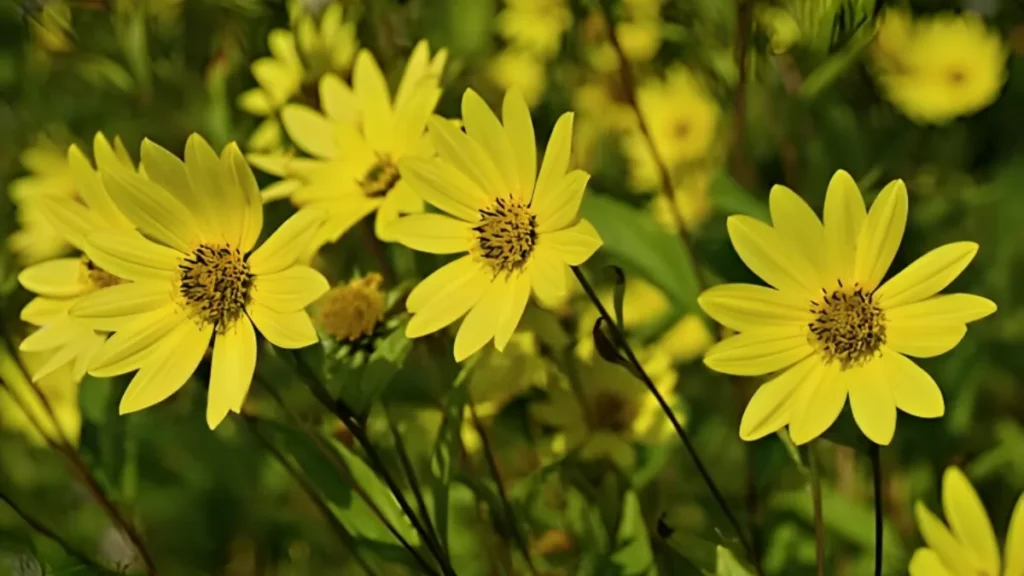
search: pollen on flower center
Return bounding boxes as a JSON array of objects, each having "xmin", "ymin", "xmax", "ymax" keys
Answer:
[
  {"xmin": 473, "ymin": 195, "xmax": 537, "ymax": 275},
  {"xmin": 80, "ymin": 256, "xmax": 124, "ymax": 289},
  {"xmin": 808, "ymin": 281, "xmax": 887, "ymax": 370},
  {"xmin": 178, "ymin": 244, "xmax": 253, "ymax": 331},
  {"xmin": 360, "ymin": 157, "xmax": 400, "ymax": 198},
  {"xmin": 316, "ymin": 273, "xmax": 386, "ymax": 342},
  {"xmin": 592, "ymin": 391, "xmax": 634, "ymax": 433}
]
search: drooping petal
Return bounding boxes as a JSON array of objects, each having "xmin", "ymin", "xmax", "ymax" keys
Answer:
[
  {"xmin": 84, "ymin": 231, "xmax": 180, "ymax": 282},
  {"xmin": 70, "ymin": 282, "xmax": 171, "ymax": 320},
  {"xmin": 1004, "ymin": 493, "xmax": 1024, "ymax": 576},
  {"xmin": 873, "ymin": 243, "xmax": 979, "ymax": 308},
  {"xmin": 884, "ymin": 294, "xmax": 996, "ymax": 326},
  {"xmin": 533, "ymin": 170, "xmax": 589, "ymax": 234},
  {"xmin": 942, "ymin": 467, "xmax": 1001, "ymax": 576},
  {"xmin": 848, "ymin": 360, "xmax": 897, "ymax": 445},
  {"xmin": 886, "ymin": 324, "xmax": 966, "ymax": 358},
  {"xmin": 769, "ymin": 184, "xmax": 827, "ymax": 282},
  {"xmin": 118, "ymin": 319, "xmax": 212, "ymax": 415},
  {"xmin": 914, "ymin": 502, "xmax": 975, "ymax": 575},
  {"xmin": 391, "ymin": 213, "xmax": 474, "ymax": 254},
  {"xmin": 251, "ymin": 266, "xmax": 330, "ymax": 313},
  {"xmin": 247, "ymin": 303, "xmax": 319, "ymax": 349},
  {"xmin": 502, "ymin": 89, "xmax": 537, "ymax": 198},
  {"xmin": 398, "ymin": 156, "xmax": 489, "ymax": 222},
  {"xmin": 426, "ymin": 116, "xmax": 507, "ymax": 199},
  {"xmin": 493, "ymin": 272, "xmax": 531, "ymax": 352},
  {"xmin": 787, "ymin": 361, "xmax": 845, "ymax": 445},
  {"xmin": 462, "ymin": 89, "xmax": 520, "ymax": 196},
  {"xmin": 727, "ymin": 215, "xmax": 819, "ymax": 296},
  {"xmin": 879, "ymin": 349, "xmax": 944, "ymax": 418},
  {"xmin": 739, "ymin": 355, "xmax": 818, "ymax": 441},
  {"xmin": 101, "ymin": 162, "xmax": 203, "ymax": 253},
  {"xmin": 529, "ymin": 245, "xmax": 570, "ymax": 308},
  {"xmin": 247, "ymin": 209, "xmax": 325, "ymax": 275},
  {"xmin": 221, "ymin": 142, "xmax": 264, "ymax": 253},
  {"xmin": 854, "ymin": 179, "xmax": 908, "ymax": 291},
  {"xmin": 207, "ymin": 315, "xmax": 257, "ymax": 429},
  {"xmin": 823, "ymin": 170, "xmax": 866, "ymax": 282},
  {"xmin": 18, "ymin": 258, "xmax": 89, "ymax": 298},
  {"xmin": 703, "ymin": 327, "xmax": 813, "ymax": 377},
  {"xmin": 406, "ymin": 268, "xmax": 490, "ymax": 338},
  {"xmin": 532, "ymin": 112, "xmax": 573, "ymax": 205},
  {"xmin": 907, "ymin": 549, "xmax": 954, "ymax": 576},
  {"xmin": 353, "ymin": 50, "xmax": 394, "ymax": 153},
  {"xmin": 453, "ymin": 279, "xmax": 507, "ymax": 361},
  {"xmin": 698, "ymin": 283, "xmax": 812, "ymax": 333},
  {"xmin": 88, "ymin": 307, "xmax": 186, "ymax": 378},
  {"xmin": 281, "ymin": 105, "xmax": 337, "ymax": 160},
  {"xmin": 539, "ymin": 219, "xmax": 602, "ymax": 266}
]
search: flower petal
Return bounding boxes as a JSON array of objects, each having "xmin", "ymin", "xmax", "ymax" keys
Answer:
[
  {"xmin": 698, "ymin": 283, "xmax": 812, "ymax": 332},
  {"xmin": 406, "ymin": 255, "xmax": 479, "ymax": 313},
  {"xmin": 391, "ymin": 83, "xmax": 441, "ymax": 159},
  {"xmin": 1004, "ymin": 493, "xmax": 1024, "ymax": 576},
  {"xmin": 67, "ymin": 144, "xmax": 130, "ymax": 229},
  {"xmin": 879, "ymin": 349, "xmax": 944, "ymax": 418},
  {"xmin": 70, "ymin": 282, "xmax": 171, "ymax": 320},
  {"xmin": 788, "ymin": 362, "xmax": 845, "ymax": 445},
  {"xmin": 281, "ymin": 104, "xmax": 337, "ymax": 159},
  {"xmin": 247, "ymin": 209, "xmax": 325, "ymax": 275},
  {"xmin": 319, "ymin": 73, "xmax": 359, "ymax": 123},
  {"xmin": 494, "ymin": 272, "xmax": 531, "ymax": 352},
  {"xmin": 36, "ymin": 196, "xmax": 103, "ymax": 252},
  {"xmin": 207, "ymin": 315, "xmax": 257, "ymax": 429},
  {"xmin": 119, "ymin": 319, "xmax": 212, "ymax": 415},
  {"xmin": 823, "ymin": 170, "xmax": 866, "ymax": 282},
  {"xmin": 533, "ymin": 170, "xmax": 590, "ymax": 234},
  {"xmin": 353, "ymin": 50, "xmax": 394, "ymax": 152},
  {"xmin": 89, "ymin": 307, "xmax": 186, "ymax": 377},
  {"xmin": 739, "ymin": 355, "xmax": 818, "ymax": 441},
  {"xmin": 942, "ymin": 467, "xmax": 1001, "ymax": 576},
  {"xmin": 101, "ymin": 162, "xmax": 203, "ymax": 253},
  {"xmin": 462, "ymin": 89, "xmax": 520, "ymax": 197},
  {"xmin": 770, "ymin": 184, "xmax": 827, "ymax": 282},
  {"xmin": 426, "ymin": 116, "xmax": 507, "ymax": 199},
  {"xmin": 854, "ymin": 179, "xmax": 908, "ymax": 291},
  {"xmin": 914, "ymin": 502, "xmax": 975, "ymax": 575},
  {"xmin": 220, "ymin": 142, "xmax": 264, "ymax": 252},
  {"xmin": 391, "ymin": 213, "xmax": 474, "ymax": 254},
  {"xmin": 529, "ymin": 244, "xmax": 570, "ymax": 309},
  {"xmin": 406, "ymin": 267, "xmax": 490, "ymax": 339},
  {"xmin": 532, "ymin": 112, "xmax": 573, "ymax": 205},
  {"xmin": 84, "ymin": 231, "xmax": 180, "ymax": 282},
  {"xmin": 454, "ymin": 279, "xmax": 507, "ymax": 361},
  {"xmin": 248, "ymin": 303, "xmax": 319, "ymax": 349},
  {"xmin": 19, "ymin": 258, "xmax": 89, "ymax": 298},
  {"xmin": 20, "ymin": 297, "xmax": 71, "ymax": 326},
  {"xmin": 873, "ymin": 243, "xmax": 979, "ymax": 308},
  {"xmin": 727, "ymin": 215, "xmax": 818, "ymax": 296},
  {"xmin": 885, "ymin": 293, "xmax": 996, "ymax": 327},
  {"xmin": 145, "ymin": 137, "xmax": 213, "ymax": 237},
  {"xmin": 503, "ymin": 88, "xmax": 537, "ymax": 199},
  {"xmin": 703, "ymin": 327, "xmax": 813, "ymax": 377},
  {"xmin": 908, "ymin": 549, "xmax": 954, "ymax": 576},
  {"xmin": 252, "ymin": 266, "xmax": 330, "ymax": 313},
  {"xmin": 374, "ymin": 180, "xmax": 425, "ymax": 242},
  {"xmin": 399, "ymin": 155, "xmax": 489, "ymax": 222},
  {"xmin": 886, "ymin": 324, "xmax": 966, "ymax": 358},
  {"xmin": 540, "ymin": 219, "xmax": 602, "ymax": 266},
  {"xmin": 848, "ymin": 360, "xmax": 896, "ymax": 445},
  {"xmin": 19, "ymin": 317, "xmax": 78, "ymax": 353}
]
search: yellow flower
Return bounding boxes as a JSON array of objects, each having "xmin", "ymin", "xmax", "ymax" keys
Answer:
[
  {"xmin": 7, "ymin": 135, "xmax": 79, "ymax": 265},
  {"xmin": 623, "ymin": 67, "xmax": 720, "ymax": 191},
  {"xmin": 909, "ymin": 466, "xmax": 1024, "ymax": 576},
  {"xmin": 872, "ymin": 11, "xmax": 1007, "ymax": 125},
  {"xmin": 700, "ymin": 170, "xmax": 996, "ymax": 446},
  {"xmin": 490, "ymin": 49, "xmax": 548, "ymax": 108},
  {"xmin": 0, "ymin": 346, "xmax": 81, "ymax": 447},
  {"xmin": 17, "ymin": 134, "xmax": 136, "ymax": 383},
  {"xmin": 650, "ymin": 168, "xmax": 713, "ymax": 231},
  {"xmin": 255, "ymin": 40, "xmax": 447, "ymax": 250},
  {"xmin": 392, "ymin": 89, "xmax": 603, "ymax": 361},
  {"xmin": 314, "ymin": 273, "xmax": 386, "ymax": 342},
  {"xmin": 68, "ymin": 134, "xmax": 329, "ymax": 429},
  {"xmin": 496, "ymin": 0, "xmax": 573, "ymax": 58}
]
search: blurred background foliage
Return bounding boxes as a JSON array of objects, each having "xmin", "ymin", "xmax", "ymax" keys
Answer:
[{"xmin": 1, "ymin": 0, "xmax": 1023, "ymax": 574}]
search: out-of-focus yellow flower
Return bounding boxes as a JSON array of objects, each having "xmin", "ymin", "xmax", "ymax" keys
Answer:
[
  {"xmin": 623, "ymin": 67, "xmax": 720, "ymax": 191},
  {"xmin": 7, "ymin": 136, "xmax": 79, "ymax": 265},
  {"xmin": 651, "ymin": 168, "xmax": 713, "ymax": 233},
  {"xmin": 755, "ymin": 5, "xmax": 802, "ymax": 54},
  {"xmin": 872, "ymin": 10, "xmax": 1007, "ymax": 125},
  {"xmin": 0, "ymin": 346, "xmax": 81, "ymax": 447},
  {"xmin": 496, "ymin": 0, "xmax": 573, "ymax": 58},
  {"xmin": 490, "ymin": 49, "xmax": 548, "ymax": 108},
  {"xmin": 27, "ymin": 1, "xmax": 74, "ymax": 53},
  {"xmin": 314, "ymin": 273, "xmax": 386, "ymax": 342},
  {"xmin": 572, "ymin": 79, "xmax": 635, "ymax": 170}
]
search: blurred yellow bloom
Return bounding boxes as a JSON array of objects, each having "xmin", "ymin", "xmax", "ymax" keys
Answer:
[
  {"xmin": 393, "ymin": 89, "xmax": 603, "ymax": 361},
  {"xmin": 255, "ymin": 41, "xmax": 447, "ymax": 250},
  {"xmin": 27, "ymin": 1, "xmax": 74, "ymax": 53},
  {"xmin": 17, "ymin": 134, "xmax": 136, "ymax": 383},
  {"xmin": 496, "ymin": 0, "xmax": 573, "ymax": 58},
  {"xmin": 651, "ymin": 168, "xmax": 713, "ymax": 232},
  {"xmin": 872, "ymin": 10, "xmax": 1008, "ymax": 125},
  {"xmin": 490, "ymin": 49, "xmax": 548, "ymax": 108},
  {"xmin": 0, "ymin": 347, "xmax": 80, "ymax": 447},
  {"xmin": 623, "ymin": 67, "xmax": 720, "ymax": 191},
  {"xmin": 700, "ymin": 170, "xmax": 996, "ymax": 446},
  {"xmin": 909, "ymin": 466, "xmax": 1024, "ymax": 576},
  {"xmin": 314, "ymin": 273, "xmax": 386, "ymax": 342},
  {"xmin": 69, "ymin": 134, "xmax": 329, "ymax": 429},
  {"xmin": 7, "ymin": 136, "xmax": 80, "ymax": 265}
]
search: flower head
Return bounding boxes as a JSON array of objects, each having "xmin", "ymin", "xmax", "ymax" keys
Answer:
[
  {"xmin": 315, "ymin": 273, "xmax": 386, "ymax": 342},
  {"xmin": 69, "ymin": 134, "xmax": 329, "ymax": 429},
  {"xmin": 700, "ymin": 170, "xmax": 996, "ymax": 446},
  {"xmin": 909, "ymin": 466, "xmax": 1024, "ymax": 576},
  {"xmin": 254, "ymin": 40, "xmax": 447, "ymax": 250},
  {"xmin": 392, "ymin": 88, "xmax": 603, "ymax": 361}
]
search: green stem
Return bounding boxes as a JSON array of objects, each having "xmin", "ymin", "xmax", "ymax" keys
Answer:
[
  {"xmin": 809, "ymin": 444, "xmax": 825, "ymax": 576},
  {"xmin": 0, "ymin": 488, "xmax": 111, "ymax": 572},
  {"xmin": 871, "ymin": 444, "xmax": 883, "ymax": 576}
]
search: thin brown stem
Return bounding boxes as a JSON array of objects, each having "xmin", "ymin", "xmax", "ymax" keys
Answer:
[
  {"xmin": 0, "ymin": 488, "xmax": 111, "ymax": 572},
  {"xmin": 730, "ymin": 0, "xmax": 756, "ymax": 189}
]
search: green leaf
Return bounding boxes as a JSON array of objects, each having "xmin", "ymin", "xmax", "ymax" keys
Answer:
[
  {"xmin": 339, "ymin": 326, "xmax": 414, "ymax": 420},
  {"xmin": 593, "ymin": 317, "xmax": 628, "ymax": 368},
  {"xmin": 709, "ymin": 172, "xmax": 769, "ymax": 222},
  {"xmin": 610, "ymin": 492, "xmax": 657, "ymax": 576},
  {"xmin": 713, "ymin": 546, "xmax": 754, "ymax": 576},
  {"xmin": 581, "ymin": 193, "xmax": 700, "ymax": 313}
]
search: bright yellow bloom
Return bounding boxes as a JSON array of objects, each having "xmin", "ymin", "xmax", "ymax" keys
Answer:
[
  {"xmin": 392, "ymin": 89, "xmax": 603, "ymax": 361},
  {"xmin": 909, "ymin": 466, "xmax": 1024, "ymax": 576},
  {"xmin": 0, "ymin": 346, "xmax": 81, "ymax": 447},
  {"xmin": 253, "ymin": 41, "xmax": 447, "ymax": 251},
  {"xmin": 17, "ymin": 134, "xmax": 136, "ymax": 383},
  {"xmin": 68, "ymin": 134, "xmax": 329, "ymax": 429},
  {"xmin": 8, "ymin": 135, "xmax": 79, "ymax": 265},
  {"xmin": 490, "ymin": 49, "xmax": 548, "ymax": 108},
  {"xmin": 496, "ymin": 0, "xmax": 573, "ymax": 58},
  {"xmin": 623, "ymin": 67, "xmax": 720, "ymax": 191},
  {"xmin": 700, "ymin": 170, "xmax": 996, "ymax": 446},
  {"xmin": 872, "ymin": 10, "xmax": 1007, "ymax": 125}
]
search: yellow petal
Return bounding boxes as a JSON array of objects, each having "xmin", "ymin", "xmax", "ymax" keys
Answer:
[
  {"xmin": 788, "ymin": 361, "xmax": 844, "ymax": 445},
  {"xmin": 540, "ymin": 219, "xmax": 602, "ymax": 266},
  {"xmin": 879, "ymin": 349, "xmax": 943, "ymax": 418},
  {"xmin": 703, "ymin": 327, "xmax": 813, "ymax": 377},
  {"xmin": 261, "ymin": 179, "xmax": 303, "ymax": 203},
  {"xmin": 914, "ymin": 502, "xmax": 975, "ymax": 575},
  {"xmin": 886, "ymin": 324, "xmax": 966, "ymax": 358},
  {"xmin": 1004, "ymin": 493, "xmax": 1024, "ymax": 576},
  {"xmin": 392, "ymin": 84, "xmax": 441, "ymax": 159},
  {"xmin": 502, "ymin": 89, "xmax": 537, "ymax": 199},
  {"xmin": 101, "ymin": 163, "xmax": 203, "ymax": 253},
  {"xmin": 727, "ymin": 215, "xmax": 818, "ymax": 296},
  {"xmin": 207, "ymin": 315, "xmax": 257, "ymax": 429},
  {"xmin": 494, "ymin": 272, "xmax": 531, "ymax": 352},
  {"xmin": 533, "ymin": 170, "xmax": 589, "ymax": 234},
  {"xmin": 532, "ymin": 112, "xmax": 573, "ymax": 205},
  {"xmin": 281, "ymin": 104, "xmax": 337, "ymax": 159},
  {"xmin": 247, "ymin": 303, "xmax": 319, "ymax": 349},
  {"xmin": 67, "ymin": 145, "xmax": 129, "ymax": 229},
  {"xmin": 848, "ymin": 360, "xmax": 896, "ymax": 445},
  {"xmin": 874, "ymin": 243, "xmax": 979, "ymax": 308},
  {"xmin": 454, "ymin": 279, "xmax": 507, "ymax": 361},
  {"xmin": 20, "ymin": 297, "xmax": 71, "ymax": 326},
  {"xmin": 391, "ymin": 213, "xmax": 473, "ymax": 254},
  {"xmin": 119, "ymin": 319, "xmax": 212, "ymax": 415},
  {"xmin": 252, "ymin": 266, "xmax": 330, "ymax": 313},
  {"xmin": 393, "ymin": 40, "xmax": 433, "ymax": 108},
  {"xmin": 374, "ymin": 181, "xmax": 425, "ymax": 242},
  {"xmin": 220, "ymin": 142, "xmax": 264, "ymax": 252},
  {"xmin": 698, "ymin": 283, "xmax": 812, "ymax": 332},
  {"xmin": 353, "ymin": 50, "xmax": 394, "ymax": 153},
  {"xmin": 36, "ymin": 196, "xmax": 103, "ymax": 252},
  {"xmin": 426, "ymin": 116, "xmax": 507, "ymax": 199},
  {"xmin": 462, "ymin": 89, "xmax": 520, "ymax": 197},
  {"xmin": 237, "ymin": 87, "xmax": 272, "ymax": 115},
  {"xmin": 529, "ymin": 245, "xmax": 570, "ymax": 308},
  {"xmin": 19, "ymin": 317, "xmax": 78, "ymax": 353},
  {"xmin": 70, "ymin": 281, "xmax": 171, "ymax": 320},
  {"xmin": 319, "ymin": 73, "xmax": 359, "ymax": 123},
  {"xmin": 823, "ymin": 170, "xmax": 866, "ymax": 282},
  {"xmin": 739, "ymin": 355, "xmax": 818, "ymax": 441},
  {"xmin": 93, "ymin": 132, "xmax": 132, "ymax": 173},
  {"xmin": 145, "ymin": 137, "xmax": 213, "ymax": 237},
  {"xmin": 247, "ymin": 209, "xmax": 325, "ymax": 275},
  {"xmin": 885, "ymin": 293, "xmax": 996, "ymax": 327},
  {"xmin": 854, "ymin": 179, "xmax": 908, "ymax": 291},
  {"xmin": 406, "ymin": 268, "xmax": 490, "ymax": 339},
  {"xmin": 84, "ymin": 231, "xmax": 180, "ymax": 282},
  {"xmin": 307, "ymin": 198, "xmax": 381, "ymax": 249},
  {"xmin": 908, "ymin": 549, "xmax": 954, "ymax": 576},
  {"xmin": 397, "ymin": 156, "xmax": 488, "ymax": 221},
  {"xmin": 769, "ymin": 184, "xmax": 827, "ymax": 283},
  {"xmin": 89, "ymin": 307, "xmax": 185, "ymax": 378},
  {"xmin": 407, "ymin": 255, "xmax": 480, "ymax": 313},
  {"xmin": 942, "ymin": 467, "xmax": 1001, "ymax": 576},
  {"xmin": 18, "ymin": 258, "xmax": 89, "ymax": 298}
]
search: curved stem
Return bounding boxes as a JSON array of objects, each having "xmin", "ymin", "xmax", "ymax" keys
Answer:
[
  {"xmin": 572, "ymin": 267, "xmax": 762, "ymax": 575},
  {"xmin": 871, "ymin": 444, "xmax": 883, "ymax": 576}
]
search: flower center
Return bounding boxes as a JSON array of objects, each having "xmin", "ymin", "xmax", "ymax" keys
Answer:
[
  {"xmin": 178, "ymin": 244, "xmax": 253, "ymax": 331},
  {"xmin": 316, "ymin": 273, "xmax": 386, "ymax": 342},
  {"xmin": 360, "ymin": 157, "xmax": 400, "ymax": 198},
  {"xmin": 808, "ymin": 282, "xmax": 887, "ymax": 370},
  {"xmin": 591, "ymin": 391, "xmax": 634, "ymax": 433},
  {"xmin": 80, "ymin": 257, "xmax": 124, "ymax": 290},
  {"xmin": 473, "ymin": 195, "xmax": 537, "ymax": 275}
]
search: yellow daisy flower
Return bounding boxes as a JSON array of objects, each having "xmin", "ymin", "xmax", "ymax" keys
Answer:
[
  {"xmin": 909, "ymin": 466, "xmax": 1024, "ymax": 576},
  {"xmin": 254, "ymin": 40, "xmax": 448, "ymax": 250},
  {"xmin": 496, "ymin": 0, "xmax": 573, "ymax": 58},
  {"xmin": 872, "ymin": 10, "xmax": 1008, "ymax": 125},
  {"xmin": 68, "ymin": 134, "xmax": 329, "ymax": 429},
  {"xmin": 391, "ymin": 88, "xmax": 603, "ymax": 361},
  {"xmin": 0, "ymin": 346, "xmax": 81, "ymax": 447},
  {"xmin": 17, "ymin": 134, "xmax": 136, "ymax": 383},
  {"xmin": 699, "ymin": 170, "xmax": 996, "ymax": 446}
]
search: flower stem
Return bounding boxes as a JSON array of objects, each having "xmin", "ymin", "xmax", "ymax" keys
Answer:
[
  {"xmin": 871, "ymin": 444, "xmax": 883, "ymax": 576},
  {"xmin": 809, "ymin": 444, "xmax": 825, "ymax": 576},
  {"xmin": 571, "ymin": 266, "xmax": 762, "ymax": 575},
  {"xmin": 0, "ymin": 488, "xmax": 111, "ymax": 572}
]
